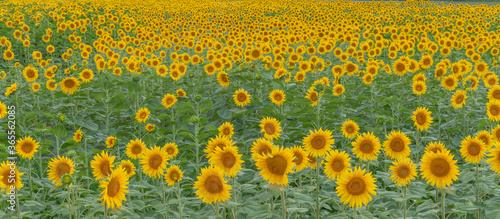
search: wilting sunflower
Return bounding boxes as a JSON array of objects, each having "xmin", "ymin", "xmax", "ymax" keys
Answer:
[
  {"xmin": 0, "ymin": 161, "xmax": 23, "ymax": 194},
  {"xmin": 290, "ymin": 146, "xmax": 309, "ymax": 172},
  {"xmin": 194, "ymin": 165, "xmax": 232, "ymax": 204},
  {"xmin": 145, "ymin": 123, "xmax": 155, "ymax": 132},
  {"xmin": 341, "ymin": 119, "xmax": 359, "ymax": 139},
  {"xmin": 476, "ymin": 130, "xmax": 493, "ymax": 149},
  {"xmin": 22, "ymin": 66, "xmax": 38, "ymax": 82},
  {"xmin": 46, "ymin": 79, "xmax": 57, "ymax": 91},
  {"xmin": 269, "ymin": 89, "xmax": 286, "ymax": 105},
  {"xmin": 106, "ymin": 136, "xmax": 117, "ymax": 148},
  {"xmin": 233, "ymin": 88, "xmax": 251, "ymax": 107},
  {"xmin": 251, "ymin": 138, "xmax": 275, "ymax": 161},
  {"xmin": 336, "ymin": 167, "xmax": 377, "ymax": 208},
  {"xmin": 486, "ymin": 144, "xmax": 500, "ymax": 174},
  {"xmin": 0, "ymin": 101, "xmax": 7, "ymax": 119},
  {"xmin": 79, "ymin": 69, "xmax": 94, "ymax": 83},
  {"xmin": 209, "ymin": 145, "xmax": 243, "ymax": 177},
  {"xmin": 140, "ymin": 146, "xmax": 168, "ymax": 178},
  {"xmin": 15, "ymin": 136, "xmax": 40, "ymax": 160},
  {"xmin": 260, "ymin": 117, "xmax": 282, "ymax": 140},
  {"xmin": 303, "ymin": 128, "xmax": 334, "ymax": 158},
  {"xmin": 163, "ymin": 142, "xmax": 179, "ymax": 158},
  {"xmin": 389, "ymin": 157, "xmax": 417, "ymax": 186},
  {"xmin": 47, "ymin": 156, "xmax": 75, "ymax": 186},
  {"xmin": 73, "ymin": 129, "xmax": 83, "ymax": 142},
  {"xmin": 451, "ymin": 90, "xmax": 467, "ymax": 109},
  {"xmin": 420, "ymin": 150, "xmax": 460, "ymax": 188},
  {"xmin": 412, "ymin": 81, "xmax": 426, "ymax": 95},
  {"xmin": 255, "ymin": 146, "xmax": 295, "ymax": 185},
  {"xmin": 218, "ymin": 122, "xmax": 234, "ymax": 138},
  {"xmin": 165, "ymin": 165, "xmax": 184, "ymax": 186},
  {"xmin": 205, "ymin": 135, "xmax": 234, "ymax": 158},
  {"xmin": 441, "ymin": 75, "xmax": 457, "ymax": 91},
  {"xmin": 5, "ymin": 83, "xmax": 17, "ymax": 97},
  {"xmin": 487, "ymin": 100, "xmax": 500, "ymax": 122},
  {"xmin": 119, "ymin": 160, "xmax": 136, "ymax": 177},
  {"xmin": 324, "ymin": 149, "xmax": 351, "ymax": 181},
  {"xmin": 60, "ymin": 77, "xmax": 81, "ymax": 95},
  {"xmin": 98, "ymin": 168, "xmax": 129, "ymax": 209},
  {"xmin": 383, "ymin": 130, "xmax": 411, "ymax": 160},
  {"xmin": 305, "ymin": 87, "xmax": 319, "ymax": 106},
  {"xmin": 332, "ymin": 84, "xmax": 345, "ymax": 96},
  {"xmin": 91, "ymin": 151, "xmax": 115, "ymax": 180},
  {"xmin": 352, "ymin": 132, "xmax": 381, "ymax": 161},
  {"xmin": 217, "ymin": 71, "xmax": 230, "ymax": 87},
  {"xmin": 412, "ymin": 107, "xmax": 433, "ymax": 131},
  {"xmin": 460, "ymin": 136, "xmax": 487, "ymax": 164},
  {"xmin": 425, "ymin": 141, "xmax": 448, "ymax": 154},
  {"xmin": 126, "ymin": 139, "xmax": 145, "ymax": 159},
  {"xmin": 162, "ymin": 94, "xmax": 177, "ymax": 109}
]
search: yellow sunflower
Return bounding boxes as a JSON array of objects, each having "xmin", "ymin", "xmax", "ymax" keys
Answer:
[
  {"xmin": 460, "ymin": 136, "xmax": 487, "ymax": 164},
  {"xmin": 269, "ymin": 89, "xmax": 286, "ymax": 105},
  {"xmin": 218, "ymin": 122, "xmax": 234, "ymax": 138},
  {"xmin": 412, "ymin": 81, "xmax": 426, "ymax": 95},
  {"xmin": 217, "ymin": 71, "xmax": 230, "ymax": 87},
  {"xmin": 488, "ymin": 85, "xmax": 500, "ymax": 102},
  {"xmin": 163, "ymin": 142, "xmax": 179, "ymax": 158},
  {"xmin": 194, "ymin": 165, "xmax": 232, "ymax": 204},
  {"xmin": 255, "ymin": 146, "xmax": 295, "ymax": 185},
  {"xmin": 336, "ymin": 167, "xmax": 377, "ymax": 208},
  {"xmin": 392, "ymin": 59, "xmax": 408, "ymax": 76},
  {"xmin": 98, "ymin": 167, "xmax": 129, "ymax": 209},
  {"xmin": 0, "ymin": 102, "xmax": 6, "ymax": 119},
  {"xmin": 0, "ymin": 161, "xmax": 23, "ymax": 194},
  {"xmin": 352, "ymin": 132, "xmax": 381, "ymax": 161},
  {"xmin": 412, "ymin": 107, "xmax": 433, "ymax": 131},
  {"xmin": 22, "ymin": 66, "xmax": 38, "ymax": 82},
  {"xmin": 106, "ymin": 136, "xmax": 117, "ymax": 148},
  {"xmin": 451, "ymin": 90, "xmax": 467, "ymax": 109},
  {"xmin": 441, "ymin": 75, "xmax": 457, "ymax": 91},
  {"xmin": 486, "ymin": 144, "xmax": 500, "ymax": 174},
  {"xmin": 305, "ymin": 87, "xmax": 319, "ymax": 106},
  {"xmin": 324, "ymin": 149, "xmax": 351, "ymax": 181},
  {"xmin": 135, "ymin": 107, "xmax": 150, "ymax": 123},
  {"xmin": 73, "ymin": 129, "xmax": 83, "ymax": 143},
  {"xmin": 260, "ymin": 117, "xmax": 282, "ymax": 140},
  {"xmin": 162, "ymin": 94, "xmax": 177, "ymax": 109},
  {"xmin": 209, "ymin": 145, "xmax": 244, "ymax": 177},
  {"xmin": 425, "ymin": 141, "xmax": 448, "ymax": 154},
  {"xmin": 205, "ymin": 135, "xmax": 234, "ymax": 158},
  {"xmin": 126, "ymin": 139, "xmax": 145, "ymax": 159},
  {"xmin": 145, "ymin": 124, "xmax": 155, "ymax": 132},
  {"xmin": 487, "ymin": 100, "xmax": 500, "ymax": 122},
  {"xmin": 389, "ymin": 157, "xmax": 417, "ymax": 186},
  {"xmin": 302, "ymin": 128, "xmax": 334, "ymax": 158},
  {"xmin": 493, "ymin": 124, "xmax": 500, "ymax": 142},
  {"xmin": 251, "ymin": 138, "xmax": 275, "ymax": 161},
  {"xmin": 332, "ymin": 84, "xmax": 345, "ymax": 96},
  {"xmin": 140, "ymin": 146, "xmax": 168, "ymax": 178},
  {"xmin": 119, "ymin": 160, "xmax": 136, "ymax": 178},
  {"xmin": 233, "ymin": 88, "xmax": 251, "ymax": 107},
  {"xmin": 46, "ymin": 79, "xmax": 57, "ymax": 91},
  {"xmin": 47, "ymin": 156, "xmax": 75, "ymax": 186},
  {"xmin": 383, "ymin": 130, "xmax": 411, "ymax": 160},
  {"xmin": 60, "ymin": 77, "xmax": 81, "ymax": 95},
  {"xmin": 91, "ymin": 151, "xmax": 115, "ymax": 180},
  {"xmin": 475, "ymin": 130, "xmax": 493, "ymax": 149},
  {"xmin": 165, "ymin": 165, "xmax": 184, "ymax": 186},
  {"xmin": 420, "ymin": 150, "xmax": 460, "ymax": 188},
  {"xmin": 79, "ymin": 69, "xmax": 94, "ymax": 83},
  {"xmin": 341, "ymin": 119, "xmax": 359, "ymax": 139},
  {"xmin": 290, "ymin": 146, "xmax": 309, "ymax": 172},
  {"xmin": 15, "ymin": 136, "xmax": 40, "ymax": 160}
]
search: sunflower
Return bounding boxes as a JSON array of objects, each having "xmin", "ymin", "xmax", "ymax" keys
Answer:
[
  {"xmin": 145, "ymin": 123, "xmax": 155, "ymax": 132},
  {"xmin": 352, "ymin": 132, "xmax": 381, "ymax": 161},
  {"xmin": 336, "ymin": 167, "xmax": 377, "ymax": 208},
  {"xmin": 305, "ymin": 87, "xmax": 319, "ymax": 106},
  {"xmin": 475, "ymin": 130, "xmax": 493, "ymax": 149},
  {"xmin": 420, "ymin": 150, "xmax": 460, "ymax": 188},
  {"xmin": 5, "ymin": 83, "xmax": 17, "ymax": 97},
  {"xmin": 126, "ymin": 139, "xmax": 145, "ymax": 159},
  {"xmin": 341, "ymin": 119, "xmax": 359, "ymax": 139},
  {"xmin": 218, "ymin": 122, "xmax": 234, "ymax": 138},
  {"xmin": 344, "ymin": 61, "xmax": 359, "ymax": 76},
  {"xmin": 324, "ymin": 149, "xmax": 351, "ymax": 181},
  {"xmin": 487, "ymin": 100, "xmax": 500, "ymax": 122},
  {"xmin": 383, "ymin": 130, "xmax": 411, "ymax": 160},
  {"xmin": 23, "ymin": 66, "xmax": 38, "ymax": 82},
  {"xmin": 255, "ymin": 146, "xmax": 294, "ymax": 185},
  {"xmin": 140, "ymin": 146, "xmax": 168, "ymax": 178},
  {"xmin": 15, "ymin": 136, "xmax": 40, "ymax": 160},
  {"xmin": 217, "ymin": 71, "xmax": 230, "ymax": 87},
  {"xmin": 474, "ymin": 61, "xmax": 488, "ymax": 75},
  {"xmin": 46, "ymin": 79, "xmax": 57, "ymax": 91},
  {"xmin": 98, "ymin": 168, "xmax": 129, "ymax": 209},
  {"xmin": 135, "ymin": 107, "xmax": 150, "ymax": 123},
  {"xmin": 389, "ymin": 157, "xmax": 417, "ymax": 186},
  {"xmin": 303, "ymin": 128, "xmax": 334, "ymax": 158},
  {"xmin": 412, "ymin": 107, "xmax": 433, "ymax": 131},
  {"xmin": 162, "ymin": 94, "xmax": 177, "ymax": 109},
  {"xmin": 233, "ymin": 88, "xmax": 251, "ymax": 107},
  {"xmin": 451, "ymin": 90, "xmax": 467, "ymax": 109},
  {"xmin": 486, "ymin": 144, "xmax": 500, "ymax": 174},
  {"xmin": 79, "ymin": 69, "xmax": 94, "ymax": 83},
  {"xmin": 47, "ymin": 156, "xmax": 74, "ymax": 186},
  {"xmin": 209, "ymin": 145, "xmax": 243, "ymax": 177},
  {"xmin": 425, "ymin": 141, "xmax": 448, "ymax": 154},
  {"xmin": 205, "ymin": 135, "xmax": 234, "ymax": 158},
  {"xmin": 412, "ymin": 81, "xmax": 426, "ymax": 95},
  {"xmin": 441, "ymin": 75, "xmax": 457, "ymax": 91},
  {"xmin": 392, "ymin": 59, "xmax": 408, "ymax": 76},
  {"xmin": 0, "ymin": 161, "xmax": 23, "ymax": 194},
  {"xmin": 91, "ymin": 151, "xmax": 115, "ymax": 180},
  {"xmin": 3, "ymin": 49, "xmax": 14, "ymax": 61},
  {"xmin": 260, "ymin": 117, "xmax": 282, "ymax": 140},
  {"xmin": 488, "ymin": 85, "xmax": 500, "ymax": 102},
  {"xmin": 251, "ymin": 138, "xmax": 275, "ymax": 161},
  {"xmin": 194, "ymin": 165, "xmax": 232, "ymax": 204},
  {"xmin": 60, "ymin": 77, "xmax": 80, "ymax": 95},
  {"xmin": 165, "ymin": 165, "xmax": 184, "ymax": 186},
  {"xmin": 460, "ymin": 136, "xmax": 487, "ymax": 164},
  {"xmin": 0, "ymin": 102, "xmax": 7, "ymax": 119},
  {"xmin": 290, "ymin": 146, "xmax": 309, "ymax": 172},
  {"xmin": 106, "ymin": 136, "xmax": 117, "ymax": 148},
  {"xmin": 269, "ymin": 89, "xmax": 286, "ymax": 105},
  {"xmin": 118, "ymin": 160, "xmax": 136, "ymax": 177},
  {"xmin": 163, "ymin": 142, "xmax": 179, "ymax": 158},
  {"xmin": 332, "ymin": 84, "xmax": 345, "ymax": 96},
  {"xmin": 73, "ymin": 129, "xmax": 83, "ymax": 142}
]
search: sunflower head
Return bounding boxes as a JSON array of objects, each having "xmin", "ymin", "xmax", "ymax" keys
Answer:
[
  {"xmin": 193, "ymin": 165, "xmax": 232, "ymax": 204},
  {"xmin": 165, "ymin": 165, "xmax": 184, "ymax": 186},
  {"xmin": 324, "ymin": 149, "xmax": 351, "ymax": 181},
  {"xmin": 341, "ymin": 119, "xmax": 359, "ymax": 139},
  {"xmin": 255, "ymin": 146, "xmax": 295, "ymax": 185},
  {"xmin": 420, "ymin": 150, "xmax": 460, "ymax": 188},
  {"xmin": 218, "ymin": 122, "xmax": 234, "ymax": 138},
  {"xmin": 352, "ymin": 132, "xmax": 381, "ymax": 161},
  {"xmin": 412, "ymin": 107, "xmax": 433, "ymax": 131},
  {"xmin": 383, "ymin": 130, "xmax": 411, "ymax": 160},
  {"xmin": 233, "ymin": 88, "xmax": 251, "ymax": 107},
  {"xmin": 260, "ymin": 117, "xmax": 282, "ymax": 140},
  {"xmin": 16, "ymin": 136, "xmax": 40, "ymax": 160},
  {"xmin": 269, "ymin": 89, "xmax": 286, "ymax": 105},
  {"xmin": 389, "ymin": 157, "xmax": 417, "ymax": 186},
  {"xmin": 336, "ymin": 167, "xmax": 377, "ymax": 208},
  {"xmin": 209, "ymin": 145, "xmax": 244, "ymax": 177},
  {"xmin": 91, "ymin": 151, "xmax": 115, "ymax": 180},
  {"xmin": 140, "ymin": 146, "xmax": 168, "ymax": 178},
  {"xmin": 47, "ymin": 156, "xmax": 74, "ymax": 186},
  {"xmin": 98, "ymin": 167, "xmax": 130, "ymax": 209},
  {"xmin": 0, "ymin": 161, "xmax": 23, "ymax": 194},
  {"xmin": 163, "ymin": 142, "xmax": 179, "ymax": 158},
  {"xmin": 460, "ymin": 136, "xmax": 487, "ymax": 164},
  {"xmin": 302, "ymin": 128, "xmax": 334, "ymax": 158}
]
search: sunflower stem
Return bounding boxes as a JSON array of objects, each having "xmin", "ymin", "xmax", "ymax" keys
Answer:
[
  {"xmin": 215, "ymin": 201, "xmax": 220, "ymax": 217},
  {"xmin": 403, "ymin": 185, "xmax": 407, "ymax": 219},
  {"xmin": 161, "ymin": 175, "xmax": 167, "ymax": 219},
  {"xmin": 315, "ymin": 158, "xmax": 320, "ymax": 219},
  {"xmin": 16, "ymin": 191, "xmax": 20, "ymax": 218},
  {"xmin": 281, "ymin": 189, "xmax": 286, "ymax": 219},
  {"xmin": 177, "ymin": 181, "xmax": 182, "ymax": 219},
  {"xmin": 104, "ymin": 203, "xmax": 107, "ymax": 219},
  {"xmin": 441, "ymin": 189, "xmax": 446, "ymax": 219},
  {"xmin": 475, "ymin": 163, "xmax": 481, "ymax": 219},
  {"xmin": 28, "ymin": 158, "xmax": 33, "ymax": 199}
]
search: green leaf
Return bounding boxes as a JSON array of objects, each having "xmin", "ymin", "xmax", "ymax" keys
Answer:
[
  {"xmin": 50, "ymin": 125, "xmax": 67, "ymax": 138},
  {"xmin": 217, "ymin": 108, "xmax": 232, "ymax": 120}
]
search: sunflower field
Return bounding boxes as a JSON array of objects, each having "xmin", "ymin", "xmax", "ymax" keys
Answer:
[{"xmin": 1, "ymin": 0, "xmax": 500, "ymax": 218}]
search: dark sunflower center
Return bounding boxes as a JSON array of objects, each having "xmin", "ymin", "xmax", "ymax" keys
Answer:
[
  {"xmin": 167, "ymin": 98, "xmax": 173, "ymax": 104},
  {"xmin": 204, "ymin": 175, "xmax": 223, "ymax": 194},
  {"xmin": 396, "ymin": 63, "xmax": 405, "ymax": 71},
  {"xmin": 167, "ymin": 148, "xmax": 174, "ymax": 154},
  {"xmin": 493, "ymin": 90, "xmax": 500, "ymax": 100},
  {"xmin": 264, "ymin": 123, "xmax": 276, "ymax": 135},
  {"xmin": 346, "ymin": 64, "xmax": 355, "ymax": 72},
  {"xmin": 266, "ymin": 155, "xmax": 287, "ymax": 175},
  {"xmin": 446, "ymin": 79, "xmax": 454, "ymax": 86},
  {"xmin": 258, "ymin": 146, "xmax": 272, "ymax": 156},
  {"xmin": 27, "ymin": 70, "xmax": 35, "ymax": 78},
  {"xmin": 221, "ymin": 152, "xmax": 236, "ymax": 168},
  {"xmin": 397, "ymin": 166, "xmax": 410, "ymax": 178},
  {"xmin": 221, "ymin": 74, "xmax": 228, "ymax": 82},
  {"xmin": 455, "ymin": 95, "xmax": 464, "ymax": 104},
  {"xmin": 415, "ymin": 84, "xmax": 423, "ymax": 91},
  {"xmin": 274, "ymin": 94, "xmax": 282, "ymax": 101},
  {"xmin": 293, "ymin": 152, "xmax": 303, "ymax": 165},
  {"xmin": 171, "ymin": 172, "xmax": 179, "ymax": 180},
  {"xmin": 331, "ymin": 158, "xmax": 344, "ymax": 172},
  {"xmin": 490, "ymin": 105, "xmax": 500, "ymax": 116},
  {"xmin": 57, "ymin": 163, "xmax": 71, "ymax": 177},
  {"xmin": 123, "ymin": 166, "xmax": 131, "ymax": 174},
  {"xmin": 311, "ymin": 136, "xmax": 326, "ymax": 149},
  {"xmin": 346, "ymin": 126, "xmax": 354, "ymax": 133},
  {"xmin": 216, "ymin": 143, "xmax": 226, "ymax": 150},
  {"xmin": 149, "ymin": 154, "xmax": 162, "ymax": 169},
  {"xmin": 107, "ymin": 177, "xmax": 121, "ymax": 197},
  {"xmin": 100, "ymin": 160, "xmax": 111, "ymax": 176},
  {"xmin": 22, "ymin": 142, "xmax": 34, "ymax": 153},
  {"xmin": 346, "ymin": 177, "xmax": 366, "ymax": 195},
  {"xmin": 140, "ymin": 112, "xmax": 147, "ymax": 119},
  {"xmin": 310, "ymin": 92, "xmax": 317, "ymax": 102},
  {"xmin": 223, "ymin": 128, "xmax": 230, "ymax": 135},
  {"xmin": 360, "ymin": 140, "xmax": 374, "ymax": 153},
  {"xmin": 416, "ymin": 113, "xmax": 426, "ymax": 125},
  {"xmin": 390, "ymin": 138, "xmax": 405, "ymax": 152},
  {"xmin": 237, "ymin": 93, "xmax": 247, "ymax": 102},
  {"xmin": 430, "ymin": 158, "xmax": 450, "ymax": 177},
  {"xmin": 64, "ymin": 79, "xmax": 75, "ymax": 88},
  {"xmin": 467, "ymin": 142, "xmax": 480, "ymax": 156}
]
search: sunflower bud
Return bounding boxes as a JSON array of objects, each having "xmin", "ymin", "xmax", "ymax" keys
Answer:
[
  {"xmin": 66, "ymin": 150, "xmax": 76, "ymax": 157},
  {"xmin": 61, "ymin": 173, "xmax": 72, "ymax": 186},
  {"xmin": 188, "ymin": 115, "xmax": 199, "ymax": 124}
]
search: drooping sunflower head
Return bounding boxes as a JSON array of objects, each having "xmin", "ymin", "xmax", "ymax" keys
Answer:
[
  {"xmin": 336, "ymin": 167, "xmax": 377, "ymax": 208},
  {"xmin": 233, "ymin": 88, "xmax": 251, "ymax": 107},
  {"xmin": 91, "ymin": 151, "xmax": 115, "ymax": 180},
  {"xmin": 135, "ymin": 107, "xmax": 150, "ymax": 123},
  {"xmin": 209, "ymin": 145, "xmax": 244, "ymax": 177},
  {"xmin": 260, "ymin": 117, "xmax": 282, "ymax": 140},
  {"xmin": 0, "ymin": 161, "xmax": 23, "ymax": 194},
  {"xmin": 251, "ymin": 138, "xmax": 275, "ymax": 161},
  {"xmin": 341, "ymin": 119, "xmax": 359, "ymax": 139},
  {"xmin": 302, "ymin": 128, "xmax": 334, "ymax": 158},
  {"xmin": 47, "ymin": 156, "xmax": 74, "ymax": 186},
  {"xmin": 194, "ymin": 165, "xmax": 232, "ymax": 204},
  {"xmin": 98, "ymin": 167, "xmax": 129, "ymax": 209},
  {"xmin": 324, "ymin": 149, "xmax": 351, "ymax": 181},
  {"xmin": 389, "ymin": 157, "xmax": 417, "ymax": 186},
  {"xmin": 269, "ymin": 89, "xmax": 286, "ymax": 105},
  {"xmin": 106, "ymin": 136, "xmax": 117, "ymax": 149},
  {"xmin": 420, "ymin": 150, "xmax": 460, "ymax": 188},
  {"xmin": 162, "ymin": 94, "xmax": 177, "ymax": 109},
  {"xmin": 16, "ymin": 136, "xmax": 40, "ymax": 160},
  {"xmin": 205, "ymin": 135, "xmax": 234, "ymax": 158},
  {"xmin": 412, "ymin": 107, "xmax": 433, "ymax": 131},
  {"xmin": 255, "ymin": 146, "xmax": 295, "ymax": 185},
  {"xmin": 218, "ymin": 122, "xmax": 234, "ymax": 138},
  {"xmin": 119, "ymin": 160, "xmax": 136, "ymax": 178},
  {"xmin": 140, "ymin": 145, "xmax": 168, "ymax": 178},
  {"xmin": 126, "ymin": 139, "xmax": 145, "ymax": 159},
  {"xmin": 165, "ymin": 165, "xmax": 184, "ymax": 186},
  {"xmin": 352, "ymin": 132, "xmax": 381, "ymax": 161},
  {"xmin": 383, "ymin": 130, "xmax": 411, "ymax": 160},
  {"xmin": 451, "ymin": 89, "xmax": 467, "ymax": 109},
  {"xmin": 460, "ymin": 135, "xmax": 487, "ymax": 164}
]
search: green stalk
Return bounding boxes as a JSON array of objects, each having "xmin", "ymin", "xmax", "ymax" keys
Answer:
[
  {"xmin": 441, "ymin": 189, "xmax": 446, "ymax": 219},
  {"xmin": 104, "ymin": 203, "xmax": 108, "ymax": 219},
  {"xmin": 281, "ymin": 190, "xmax": 286, "ymax": 219},
  {"xmin": 315, "ymin": 158, "xmax": 321, "ymax": 219},
  {"xmin": 28, "ymin": 159, "xmax": 33, "ymax": 199},
  {"xmin": 475, "ymin": 163, "xmax": 481, "ymax": 219},
  {"xmin": 403, "ymin": 186, "xmax": 407, "ymax": 219},
  {"xmin": 177, "ymin": 181, "xmax": 183, "ymax": 219},
  {"xmin": 161, "ymin": 176, "xmax": 167, "ymax": 219}
]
